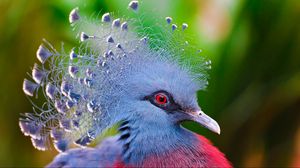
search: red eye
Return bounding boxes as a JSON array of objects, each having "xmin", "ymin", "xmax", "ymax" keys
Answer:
[{"xmin": 155, "ymin": 93, "xmax": 168, "ymax": 105}]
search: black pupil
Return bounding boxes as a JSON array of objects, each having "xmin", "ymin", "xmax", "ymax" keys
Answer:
[{"xmin": 159, "ymin": 96, "xmax": 165, "ymax": 102}]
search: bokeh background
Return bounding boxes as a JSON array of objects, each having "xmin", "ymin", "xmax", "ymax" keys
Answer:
[{"xmin": 0, "ymin": 0, "xmax": 299, "ymax": 167}]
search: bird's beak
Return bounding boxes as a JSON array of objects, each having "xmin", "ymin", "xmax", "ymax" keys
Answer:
[{"xmin": 188, "ymin": 110, "xmax": 221, "ymax": 135}]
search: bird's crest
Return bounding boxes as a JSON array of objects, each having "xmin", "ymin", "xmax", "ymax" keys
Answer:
[{"xmin": 20, "ymin": 1, "xmax": 211, "ymax": 152}]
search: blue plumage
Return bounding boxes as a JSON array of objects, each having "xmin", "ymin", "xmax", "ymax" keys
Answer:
[{"xmin": 20, "ymin": 1, "xmax": 231, "ymax": 167}]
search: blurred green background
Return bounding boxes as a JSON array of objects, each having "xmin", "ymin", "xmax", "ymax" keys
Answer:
[{"xmin": 0, "ymin": 0, "xmax": 299, "ymax": 167}]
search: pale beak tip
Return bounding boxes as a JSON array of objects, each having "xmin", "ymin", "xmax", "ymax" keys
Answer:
[
  {"xmin": 193, "ymin": 110, "xmax": 221, "ymax": 135},
  {"xmin": 209, "ymin": 117, "xmax": 221, "ymax": 135},
  {"xmin": 215, "ymin": 125, "xmax": 221, "ymax": 135}
]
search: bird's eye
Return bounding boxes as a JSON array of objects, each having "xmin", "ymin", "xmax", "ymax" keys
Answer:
[
  {"xmin": 154, "ymin": 93, "xmax": 168, "ymax": 106},
  {"xmin": 145, "ymin": 90, "xmax": 182, "ymax": 112}
]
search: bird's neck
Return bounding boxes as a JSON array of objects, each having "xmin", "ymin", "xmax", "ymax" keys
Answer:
[
  {"xmin": 118, "ymin": 120, "xmax": 199, "ymax": 166},
  {"xmin": 117, "ymin": 120, "xmax": 231, "ymax": 167}
]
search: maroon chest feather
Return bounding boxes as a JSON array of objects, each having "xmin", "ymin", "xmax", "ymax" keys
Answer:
[{"xmin": 114, "ymin": 135, "xmax": 231, "ymax": 168}]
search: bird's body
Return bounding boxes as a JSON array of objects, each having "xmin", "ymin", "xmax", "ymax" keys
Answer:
[
  {"xmin": 20, "ymin": 1, "xmax": 231, "ymax": 167},
  {"xmin": 48, "ymin": 126, "xmax": 230, "ymax": 167}
]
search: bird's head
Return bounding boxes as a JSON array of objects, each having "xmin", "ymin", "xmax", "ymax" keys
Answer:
[
  {"xmin": 20, "ymin": 2, "xmax": 218, "ymax": 152},
  {"xmin": 116, "ymin": 57, "xmax": 220, "ymax": 135}
]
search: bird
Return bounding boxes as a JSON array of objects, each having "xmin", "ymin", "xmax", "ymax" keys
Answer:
[{"xmin": 20, "ymin": 1, "xmax": 231, "ymax": 167}]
